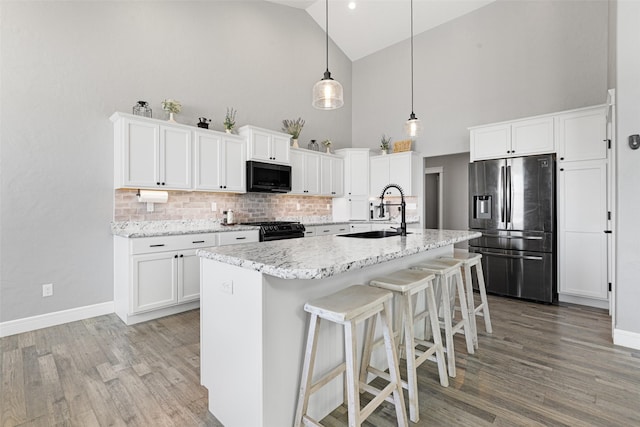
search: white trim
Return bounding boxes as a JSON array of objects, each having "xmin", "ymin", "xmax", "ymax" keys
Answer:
[
  {"xmin": 613, "ymin": 328, "xmax": 640, "ymax": 350},
  {"xmin": 558, "ymin": 293, "xmax": 609, "ymax": 310},
  {"xmin": 424, "ymin": 167, "xmax": 444, "ymax": 229},
  {"xmin": 0, "ymin": 301, "xmax": 114, "ymax": 338}
]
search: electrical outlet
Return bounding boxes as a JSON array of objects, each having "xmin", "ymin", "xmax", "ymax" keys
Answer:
[
  {"xmin": 211, "ymin": 202, "xmax": 217, "ymax": 212},
  {"xmin": 326, "ymin": 204, "xmax": 331, "ymax": 210},
  {"xmin": 220, "ymin": 280, "xmax": 233, "ymax": 295},
  {"xmin": 42, "ymin": 283, "xmax": 53, "ymax": 297},
  {"xmin": 296, "ymin": 203, "xmax": 301, "ymax": 211}
]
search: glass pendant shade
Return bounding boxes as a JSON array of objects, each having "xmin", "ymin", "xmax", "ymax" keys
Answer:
[
  {"xmin": 404, "ymin": 112, "xmax": 423, "ymax": 137},
  {"xmin": 312, "ymin": 71, "xmax": 344, "ymax": 110}
]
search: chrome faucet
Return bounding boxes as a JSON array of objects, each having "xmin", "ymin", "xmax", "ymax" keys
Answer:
[{"xmin": 379, "ymin": 183, "xmax": 407, "ymax": 236}]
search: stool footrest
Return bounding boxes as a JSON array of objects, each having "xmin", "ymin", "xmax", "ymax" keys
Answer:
[
  {"xmin": 301, "ymin": 415, "xmax": 323, "ymax": 427},
  {"xmin": 310, "ymin": 363, "xmax": 346, "ymax": 395},
  {"xmin": 360, "ymin": 382, "xmax": 398, "ymax": 420}
]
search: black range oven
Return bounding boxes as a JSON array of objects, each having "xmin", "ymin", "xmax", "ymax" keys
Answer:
[{"xmin": 240, "ymin": 221, "xmax": 305, "ymax": 241}]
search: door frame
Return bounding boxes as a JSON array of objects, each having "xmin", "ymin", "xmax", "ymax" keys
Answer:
[{"xmin": 424, "ymin": 167, "xmax": 444, "ymax": 229}]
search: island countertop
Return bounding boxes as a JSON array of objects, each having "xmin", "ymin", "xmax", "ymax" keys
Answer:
[{"xmin": 197, "ymin": 229, "xmax": 480, "ymax": 280}]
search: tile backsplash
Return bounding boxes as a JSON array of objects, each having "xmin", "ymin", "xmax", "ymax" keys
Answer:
[{"xmin": 114, "ymin": 189, "xmax": 334, "ymax": 223}]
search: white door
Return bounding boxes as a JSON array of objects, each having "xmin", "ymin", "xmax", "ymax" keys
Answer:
[
  {"xmin": 370, "ymin": 156, "xmax": 390, "ymax": 197},
  {"xmin": 160, "ymin": 126, "xmax": 192, "ymax": 189},
  {"xmin": 510, "ymin": 117, "xmax": 555, "ymax": 156},
  {"xmin": 249, "ymin": 130, "xmax": 272, "ymax": 161},
  {"xmin": 304, "ymin": 153, "xmax": 320, "ymax": 195},
  {"xmin": 194, "ymin": 132, "xmax": 223, "ymax": 190},
  {"xmin": 389, "ymin": 153, "xmax": 412, "ymax": 195},
  {"xmin": 349, "ymin": 151, "xmax": 370, "ymax": 196},
  {"xmin": 223, "ymin": 137, "xmax": 246, "ymax": 192},
  {"xmin": 331, "ymin": 157, "xmax": 344, "ymax": 196},
  {"xmin": 124, "ymin": 120, "xmax": 159, "ymax": 187},
  {"xmin": 470, "ymin": 124, "xmax": 511, "ymax": 161},
  {"xmin": 178, "ymin": 250, "xmax": 201, "ymax": 303},
  {"xmin": 558, "ymin": 160, "xmax": 608, "ymax": 300},
  {"xmin": 289, "ymin": 150, "xmax": 305, "ymax": 194},
  {"xmin": 271, "ymin": 134, "xmax": 291, "ymax": 164},
  {"xmin": 320, "ymin": 156, "xmax": 332, "ymax": 196},
  {"xmin": 132, "ymin": 252, "xmax": 177, "ymax": 313},
  {"xmin": 556, "ymin": 107, "xmax": 607, "ymax": 162}
]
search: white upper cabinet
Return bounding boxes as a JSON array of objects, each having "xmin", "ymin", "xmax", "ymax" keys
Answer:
[
  {"xmin": 114, "ymin": 115, "xmax": 192, "ymax": 189},
  {"xmin": 370, "ymin": 152, "xmax": 419, "ymax": 197},
  {"xmin": 556, "ymin": 106, "xmax": 607, "ymax": 162},
  {"xmin": 338, "ymin": 148, "xmax": 370, "ymax": 196},
  {"xmin": 194, "ymin": 131, "xmax": 246, "ymax": 192},
  {"xmin": 290, "ymin": 149, "xmax": 320, "ymax": 195},
  {"xmin": 470, "ymin": 117, "xmax": 554, "ymax": 161},
  {"xmin": 238, "ymin": 125, "xmax": 291, "ymax": 165},
  {"xmin": 320, "ymin": 155, "xmax": 344, "ymax": 197}
]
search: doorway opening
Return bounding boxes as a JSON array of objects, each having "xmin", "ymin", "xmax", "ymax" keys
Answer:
[{"xmin": 424, "ymin": 167, "xmax": 443, "ymax": 229}]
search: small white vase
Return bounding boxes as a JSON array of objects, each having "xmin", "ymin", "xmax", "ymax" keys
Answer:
[
  {"xmin": 292, "ymin": 139, "xmax": 299, "ymax": 148},
  {"xmin": 225, "ymin": 128, "xmax": 232, "ymax": 134},
  {"xmin": 381, "ymin": 149, "xmax": 387, "ymax": 155},
  {"xmin": 326, "ymin": 147, "xmax": 331, "ymax": 154},
  {"xmin": 168, "ymin": 112, "xmax": 177, "ymax": 123}
]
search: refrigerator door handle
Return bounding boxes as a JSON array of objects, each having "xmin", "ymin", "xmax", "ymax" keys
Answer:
[
  {"xmin": 506, "ymin": 165, "xmax": 512, "ymax": 225},
  {"xmin": 500, "ymin": 166, "xmax": 506, "ymax": 223},
  {"xmin": 482, "ymin": 234, "xmax": 543, "ymax": 240},
  {"xmin": 478, "ymin": 250, "xmax": 543, "ymax": 261}
]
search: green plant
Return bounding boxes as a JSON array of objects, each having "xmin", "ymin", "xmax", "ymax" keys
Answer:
[
  {"xmin": 161, "ymin": 99, "xmax": 182, "ymax": 114},
  {"xmin": 224, "ymin": 107, "xmax": 237, "ymax": 131},
  {"xmin": 380, "ymin": 134, "xmax": 391, "ymax": 150},
  {"xmin": 321, "ymin": 139, "xmax": 332, "ymax": 147},
  {"xmin": 282, "ymin": 117, "xmax": 305, "ymax": 139}
]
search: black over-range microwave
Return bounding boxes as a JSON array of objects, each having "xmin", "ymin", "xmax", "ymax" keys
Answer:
[{"xmin": 246, "ymin": 160, "xmax": 292, "ymax": 193}]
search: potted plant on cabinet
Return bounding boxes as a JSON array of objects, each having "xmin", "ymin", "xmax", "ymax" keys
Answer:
[
  {"xmin": 161, "ymin": 99, "xmax": 182, "ymax": 123},
  {"xmin": 322, "ymin": 139, "xmax": 332, "ymax": 153},
  {"xmin": 282, "ymin": 117, "xmax": 305, "ymax": 148},
  {"xmin": 380, "ymin": 134, "xmax": 391, "ymax": 154},
  {"xmin": 224, "ymin": 107, "xmax": 237, "ymax": 133}
]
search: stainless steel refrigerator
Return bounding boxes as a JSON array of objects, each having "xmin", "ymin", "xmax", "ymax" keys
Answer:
[{"xmin": 468, "ymin": 154, "xmax": 556, "ymax": 303}]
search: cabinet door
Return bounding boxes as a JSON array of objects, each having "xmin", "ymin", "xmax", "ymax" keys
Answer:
[
  {"xmin": 271, "ymin": 134, "xmax": 291, "ymax": 164},
  {"xmin": 558, "ymin": 160, "xmax": 608, "ymax": 300},
  {"xmin": 511, "ymin": 117, "xmax": 555, "ymax": 156},
  {"xmin": 370, "ymin": 156, "xmax": 390, "ymax": 197},
  {"xmin": 132, "ymin": 252, "xmax": 177, "ymax": 313},
  {"xmin": 304, "ymin": 153, "xmax": 320, "ymax": 195},
  {"xmin": 348, "ymin": 151, "xmax": 370, "ymax": 196},
  {"xmin": 289, "ymin": 150, "xmax": 305, "ymax": 194},
  {"xmin": 248, "ymin": 130, "xmax": 272, "ymax": 161},
  {"xmin": 389, "ymin": 153, "xmax": 413, "ymax": 196},
  {"xmin": 124, "ymin": 119, "xmax": 159, "ymax": 187},
  {"xmin": 556, "ymin": 107, "xmax": 607, "ymax": 162},
  {"xmin": 223, "ymin": 137, "xmax": 246, "ymax": 192},
  {"xmin": 320, "ymin": 156, "xmax": 332, "ymax": 196},
  {"xmin": 331, "ymin": 157, "xmax": 344, "ymax": 197},
  {"xmin": 303, "ymin": 226, "xmax": 316, "ymax": 237},
  {"xmin": 194, "ymin": 132, "xmax": 223, "ymax": 190},
  {"xmin": 160, "ymin": 126, "xmax": 192, "ymax": 189},
  {"xmin": 178, "ymin": 250, "xmax": 201, "ymax": 303},
  {"xmin": 349, "ymin": 196, "xmax": 369, "ymax": 220},
  {"xmin": 470, "ymin": 124, "xmax": 511, "ymax": 161},
  {"xmin": 350, "ymin": 223, "xmax": 372, "ymax": 232}
]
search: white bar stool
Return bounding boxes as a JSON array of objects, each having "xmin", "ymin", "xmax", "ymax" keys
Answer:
[
  {"xmin": 439, "ymin": 249, "xmax": 492, "ymax": 349},
  {"xmin": 410, "ymin": 259, "xmax": 475, "ymax": 378},
  {"xmin": 294, "ymin": 285, "xmax": 408, "ymax": 427},
  {"xmin": 365, "ymin": 269, "xmax": 448, "ymax": 423}
]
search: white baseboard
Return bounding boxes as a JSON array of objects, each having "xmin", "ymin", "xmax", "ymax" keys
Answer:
[
  {"xmin": 613, "ymin": 328, "xmax": 640, "ymax": 350},
  {"xmin": 0, "ymin": 301, "xmax": 114, "ymax": 338},
  {"xmin": 558, "ymin": 293, "xmax": 609, "ymax": 309}
]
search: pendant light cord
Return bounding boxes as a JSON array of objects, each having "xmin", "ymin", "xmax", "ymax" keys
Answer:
[
  {"xmin": 410, "ymin": 0, "xmax": 415, "ymax": 115},
  {"xmin": 325, "ymin": 0, "xmax": 329, "ymax": 74}
]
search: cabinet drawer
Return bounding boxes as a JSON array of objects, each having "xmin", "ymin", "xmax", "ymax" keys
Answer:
[
  {"xmin": 316, "ymin": 224, "xmax": 349, "ymax": 236},
  {"xmin": 218, "ymin": 230, "xmax": 259, "ymax": 245},
  {"xmin": 131, "ymin": 233, "xmax": 218, "ymax": 255},
  {"xmin": 303, "ymin": 226, "xmax": 317, "ymax": 237}
]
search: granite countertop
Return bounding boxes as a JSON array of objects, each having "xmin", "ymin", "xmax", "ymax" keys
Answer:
[
  {"xmin": 111, "ymin": 220, "xmax": 259, "ymax": 238},
  {"xmin": 197, "ymin": 229, "xmax": 480, "ymax": 280}
]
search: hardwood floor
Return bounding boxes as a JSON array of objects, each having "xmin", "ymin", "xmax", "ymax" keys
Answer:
[{"xmin": 2, "ymin": 296, "xmax": 639, "ymax": 426}]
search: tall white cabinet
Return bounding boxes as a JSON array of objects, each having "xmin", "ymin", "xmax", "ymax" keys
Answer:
[{"xmin": 333, "ymin": 148, "xmax": 370, "ymax": 220}]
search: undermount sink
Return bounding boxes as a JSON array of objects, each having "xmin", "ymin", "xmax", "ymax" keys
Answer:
[{"xmin": 338, "ymin": 230, "xmax": 411, "ymax": 239}]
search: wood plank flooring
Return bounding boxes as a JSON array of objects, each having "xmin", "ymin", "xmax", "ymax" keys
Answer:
[{"xmin": 2, "ymin": 296, "xmax": 640, "ymax": 426}]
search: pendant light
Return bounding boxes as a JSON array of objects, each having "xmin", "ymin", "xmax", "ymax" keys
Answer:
[
  {"xmin": 404, "ymin": 0, "xmax": 422, "ymax": 137},
  {"xmin": 312, "ymin": 0, "xmax": 344, "ymax": 110}
]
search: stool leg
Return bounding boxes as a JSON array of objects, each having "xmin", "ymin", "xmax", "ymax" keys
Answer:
[
  {"xmin": 358, "ymin": 315, "xmax": 377, "ymax": 388},
  {"xmin": 454, "ymin": 268, "xmax": 475, "ymax": 355},
  {"xmin": 439, "ymin": 275, "xmax": 456, "ymax": 378},
  {"xmin": 344, "ymin": 320, "xmax": 361, "ymax": 427},
  {"xmin": 475, "ymin": 261, "xmax": 493, "ymax": 334},
  {"xmin": 401, "ymin": 292, "xmax": 419, "ymax": 422},
  {"xmin": 381, "ymin": 300, "xmax": 408, "ymax": 427},
  {"xmin": 425, "ymin": 283, "xmax": 449, "ymax": 387},
  {"xmin": 463, "ymin": 262, "xmax": 479, "ymax": 349},
  {"xmin": 294, "ymin": 314, "xmax": 321, "ymax": 427}
]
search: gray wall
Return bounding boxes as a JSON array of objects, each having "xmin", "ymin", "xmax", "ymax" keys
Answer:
[
  {"xmin": 424, "ymin": 153, "xmax": 470, "ymax": 232},
  {"xmin": 0, "ymin": 1, "xmax": 352, "ymax": 322},
  {"xmin": 351, "ymin": 0, "xmax": 610, "ymax": 156},
  {"xmin": 615, "ymin": 0, "xmax": 640, "ymax": 334}
]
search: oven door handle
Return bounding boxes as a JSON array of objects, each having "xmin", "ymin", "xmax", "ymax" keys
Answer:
[
  {"xmin": 478, "ymin": 250, "xmax": 543, "ymax": 261},
  {"xmin": 482, "ymin": 234, "xmax": 543, "ymax": 240}
]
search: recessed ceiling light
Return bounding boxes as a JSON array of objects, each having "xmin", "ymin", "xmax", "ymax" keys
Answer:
[{"xmin": 348, "ymin": 2, "xmax": 356, "ymax": 10}]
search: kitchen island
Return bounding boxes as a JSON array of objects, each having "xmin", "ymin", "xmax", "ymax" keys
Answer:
[{"xmin": 198, "ymin": 229, "xmax": 480, "ymax": 427}]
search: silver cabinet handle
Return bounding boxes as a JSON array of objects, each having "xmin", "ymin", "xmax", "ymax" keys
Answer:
[{"xmin": 482, "ymin": 234, "xmax": 542, "ymax": 240}]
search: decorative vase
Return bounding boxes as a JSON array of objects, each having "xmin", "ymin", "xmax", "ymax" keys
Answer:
[
  {"xmin": 381, "ymin": 149, "xmax": 388, "ymax": 155},
  {"xmin": 292, "ymin": 139, "xmax": 299, "ymax": 148},
  {"xmin": 225, "ymin": 129, "xmax": 232, "ymax": 134},
  {"xmin": 168, "ymin": 112, "xmax": 177, "ymax": 123},
  {"xmin": 326, "ymin": 147, "xmax": 331, "ymax": 154}
]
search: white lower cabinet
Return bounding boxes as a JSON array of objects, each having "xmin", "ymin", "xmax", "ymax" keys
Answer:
[
  {"xmin": 114, "ymin": 230, "xmax": 258, "ymax": 324},
  {"xmin": 349, "ymin": 223, "xmax": 372, "ymax": 233},
  {"xmin": 303, "ymin": 226, "xmax": 316, "ymax": 237},
  {"xmin": 315, "ymin": 224, "xmax": 349, "ymax": 236},
  {"xmin": 558, "ymin": 159, "xmax": 609, "ymax": 303}
]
